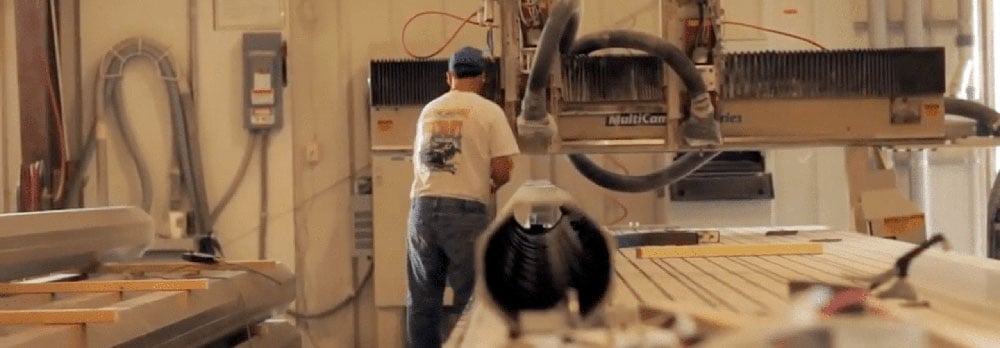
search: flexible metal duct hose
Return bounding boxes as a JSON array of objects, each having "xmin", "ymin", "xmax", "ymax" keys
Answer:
[{"xmin": 483, "ymin": 208, "xmax": 612, "ymax": 322}]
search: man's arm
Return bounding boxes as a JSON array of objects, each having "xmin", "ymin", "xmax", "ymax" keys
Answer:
[
  {"xmin": 487, "ymin": 104, "xmax": 520, "ymax": 193},
  {"xmin": 490, "ymin": 156, "xmax": 514, "ymax": 193}
]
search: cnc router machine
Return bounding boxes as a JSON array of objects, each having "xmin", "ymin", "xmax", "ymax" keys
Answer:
[{"xmin": 368, "ymin": 0, "xmax": 1000, "ymax": 346}]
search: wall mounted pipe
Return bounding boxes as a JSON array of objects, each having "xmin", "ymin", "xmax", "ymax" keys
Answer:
[
  {"xmin": 903, "ymin": 0, "xmax": 925, "ymax": 47},
  {"xmin": 867, "ymin": 0, "xmax": 888, "ymax": 48},
  {"xmin": 948, "ymin": 0, "xmax": 976, "ymax": 97},
  {"xmin": 902, "ymin": 0, "xmax": 930, "ymax": 240}
]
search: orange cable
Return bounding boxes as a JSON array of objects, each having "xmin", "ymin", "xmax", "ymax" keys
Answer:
[
  {"xmin": 606, "ymin": 155, "xmax": 631, "ymax": 175},
  {"xmin": 606, "ymin": 193, "xmax": 629, "ymax": 226},
  {"xmin": 402, "ymin": 11, "xmax": 493, "ymax": 59},
  {"xmin": 721, "ymin": 21, "xmax": 828, "ymax": 50},
  {"xmin": 605, "ymin": 155, "xmax": 630, "ymax": 225}
]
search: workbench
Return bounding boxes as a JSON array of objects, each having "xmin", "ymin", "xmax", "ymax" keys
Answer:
[
  {"xmin": 446, "ymin": 227, "xmax": 1000, "ymax": 347},
  {"xmin": 0, "ymin": 260, "xmax": 299, "ymax": 347}
]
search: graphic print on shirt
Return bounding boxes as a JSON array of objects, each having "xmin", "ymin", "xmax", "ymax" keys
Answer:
[{"xmin": 419, "ymin": 109, "xmax": 468, "ymax": 174}]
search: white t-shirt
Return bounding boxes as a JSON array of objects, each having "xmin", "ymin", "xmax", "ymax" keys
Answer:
[{"xmin": 411, "ymin": 91, "xmax": 520, "ymax": 204}]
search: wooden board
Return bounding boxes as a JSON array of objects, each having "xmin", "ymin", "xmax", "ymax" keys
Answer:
[
  {"xmin": 447, "ymin": 227, "xmax": 1000, "ymax": 347},
  {"xmin": 0, "ymin": 308, "xmax": 118, "ymax": 324},
  {"xmin": 99, "ymin": 260, "xmax": 278, "ymax": 273},
  {"xmin": 0, "ymin": 279, "xmax": 209, "ymax": 294},
  {"xmin": 636, "ymin": 243, "xmax": 823, "ymax": 259},
  {"xmin": 0, "ymin": 264, "xmax": 293, "ymax": 347}
]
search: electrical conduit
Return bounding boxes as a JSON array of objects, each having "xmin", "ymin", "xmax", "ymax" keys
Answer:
[{"xmin": 68, "ymin": 38, "xmax": 211, "ymax": 237}]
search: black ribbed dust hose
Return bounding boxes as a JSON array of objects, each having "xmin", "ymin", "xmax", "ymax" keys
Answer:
[
  {"xmin": 944, "ymin": 97, "xmax": 1000, "ymax": 136},
  {"xmin": 939, "ymin": 97, "xmax": 1000, "ymax": 258},
  {"xmin": 569, "ymin": 151, "xmax": 720, "ymax": 193},
  {"xmin": 561, "ymin": 30, "xmax": 720, "ymax": 192},
  {"xmin": 520, "ymin": 0, "xmax": 580, "ymax": 122},
  {"xmin": 483, "ymin": 209, "xmax": 611, "ymax": 322},
  {"xmin": 946, "ymin": 98, "xmax": 1000, "ymax": 258},
  {"xmin": 569, "ymin": 30, "xmax": 708, "ymax": 97}
]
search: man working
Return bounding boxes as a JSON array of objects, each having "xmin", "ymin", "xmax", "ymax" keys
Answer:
[{"xmin": 407, "ymin": 46, "xmax": 520, "ymax": 348}]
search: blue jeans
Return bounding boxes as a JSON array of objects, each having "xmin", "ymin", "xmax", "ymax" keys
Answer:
[{"xmin": 406, "ymin": 196, "xmax": 489, "ymax": 348}]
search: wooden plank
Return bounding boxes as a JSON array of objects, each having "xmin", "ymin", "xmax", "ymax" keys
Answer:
[
  {"xmin": 618, "ymin": 251, "xmax": 717, "ymax": 308},
  {"xmin": 99, "ymin": 260, "xmax": 278, "ymax": 274},
  {"xmin": 0, "ymin": 308, "xmax": 118, "ymax": 324},
  {"xmin": 755, "ymin": 255, "xmax": 866, "ymax": 287},
  {"xmin": 0, "ymin": 293, "xmax": 123, "ymax": 335},
  {"xmin": 0, "ymin": 279, "xmax": 209, "ymax": 294},
  {"xmin": 687, "ymin": 258, "xmax": 788, "ymax": 309},
  {"xmin": 637, "ymin": 243, "xmax": 823, "ymax": 259},
  {"xmin": 657, "ymin": 259, "xmax": 769, "ymax": 315},
  {"xmin": 706, "ymin": 257, "xmax": 786, "ymax": 287},
  {"xmin": 610, "ymin": 275, "xmax": 640, "ymax": 307},
  {"xmin": 729, "ymin": 257, "xmax": 812, "ymax": 283},
  {"xmin": 613, "ymin": 251, "xmax": 676, "ymax": 304}
]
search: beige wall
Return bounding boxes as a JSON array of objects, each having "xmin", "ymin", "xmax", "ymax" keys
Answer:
[{"xmin": 75, "ymin": 0, "xmax": 296, "ymax": 265}]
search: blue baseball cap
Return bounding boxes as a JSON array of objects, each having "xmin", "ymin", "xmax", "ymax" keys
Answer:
[{"xmin": 449, "ymin": 46, "xmax": 485, "ymax": 78}]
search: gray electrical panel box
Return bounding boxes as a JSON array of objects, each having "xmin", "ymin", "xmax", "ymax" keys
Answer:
[{"xmin": 242, "ymin": 32, "xmax": 284, "ymax": 130}]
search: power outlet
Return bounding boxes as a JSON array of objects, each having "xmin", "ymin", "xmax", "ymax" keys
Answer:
[{"xmin": 305, "ymin": 142, "xmax": 321, "ymax": 164}]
